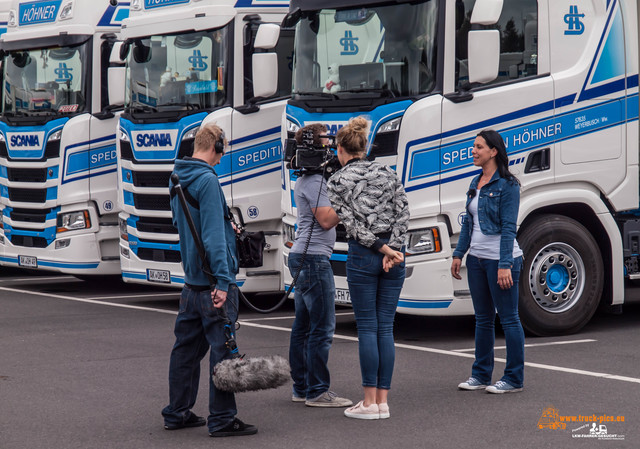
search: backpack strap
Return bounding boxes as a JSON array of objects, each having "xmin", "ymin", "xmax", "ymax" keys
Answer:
[{"xmin": 170, "ymin": 185, "xmax": 200, "ymax": 210}]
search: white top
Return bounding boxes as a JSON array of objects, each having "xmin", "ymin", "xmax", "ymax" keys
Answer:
[{"xmin": 468, "ymin": 194, "xmax": 523, "ymax": 261}]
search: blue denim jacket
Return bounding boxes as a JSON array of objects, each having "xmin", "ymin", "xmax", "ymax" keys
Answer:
[{"xmin": 452, "ymin": 170, "xmax": 520, "ymax": 269}]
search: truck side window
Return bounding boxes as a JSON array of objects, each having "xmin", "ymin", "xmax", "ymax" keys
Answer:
[{"xmin": 456, "ymin": 0, "xmax": 538, "ymax": 88}]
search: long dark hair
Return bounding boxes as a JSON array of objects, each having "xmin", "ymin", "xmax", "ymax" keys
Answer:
[{"xmin": 477, "ymin": 130, "xmax": 520, "ymax": 185}]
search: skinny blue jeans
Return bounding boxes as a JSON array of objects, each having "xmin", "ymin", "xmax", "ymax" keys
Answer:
[
  {"xmin": 347, "ymin": 240, "xmax": 405, "ymax": 390},
  {"xmin": 161, "ymin": 284, "xmax": 239, "ymax": 432},
  {"xmin": 466, "ymin": 255, "xmax": 525, "ymax": 388},
  {"xmin": 288, "ymin": 252, "xmax": 336, "ymax": 399}
]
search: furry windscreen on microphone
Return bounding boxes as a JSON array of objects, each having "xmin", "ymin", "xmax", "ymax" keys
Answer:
[{"xmin": 213, "ymin": 355, "xmax": 290, "ymax": 393}]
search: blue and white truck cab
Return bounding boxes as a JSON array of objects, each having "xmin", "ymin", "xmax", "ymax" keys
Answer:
[
  {"xmin": 117, "ymin": 0, "xmax": 294, "ymax": 291},
  {"xmin": 0, "ymin": 0, "xmax": 129, "ymax": 275},
  {"xmin": 282, "ymin": 0, "xmax": 640, "ymax": 335}
]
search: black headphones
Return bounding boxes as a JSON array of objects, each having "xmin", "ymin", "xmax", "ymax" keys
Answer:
[{"xmin": 214, "ymin": 131, "xmax": 225, "ymax": 154}]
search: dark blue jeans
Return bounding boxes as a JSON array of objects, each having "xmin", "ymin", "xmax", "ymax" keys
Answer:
[
  {"xmin": 161, "ymin": 284, "xmax": 239, "ymax": 432},
  {"xmin": 347, "ymin": 240, "xmax": 405, "ymax": 390},
  {"xmin": 288, "ymin": 252, "xmax": 336, "ymax": 399},
  {"xmin": 466, "ymin": 255, "xmax": 525, "ymax": 388}
]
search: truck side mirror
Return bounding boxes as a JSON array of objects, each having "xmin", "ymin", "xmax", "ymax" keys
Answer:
[
  {"xmin": 254, "ymin": 23, "xmax": 280, "ymax": 50},
  {"xmin": 108, "ymin": 41, "xmax": 126, "ymax": 106},
  {"xmin": 467, "ymin": 30, "xmax": 500, "ymax": 84},
  {"xmin": 470, "ymin": 0, "xmax": 503, "ymax": 25},
  {"xmin": 250, "ymin": 23, "xmax": 280, "ymax": 100},
  {"xmin": 252, "ymin": 53, "xmax": 278, "ymax": 99}
]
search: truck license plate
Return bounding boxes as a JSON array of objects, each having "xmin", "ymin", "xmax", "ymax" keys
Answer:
[
  {"xmin": 18, "ymin": 255, "xmax": 37, "ymax": 268},
  {"xmin": 335, "ymin": 288, "xmax": 351, "ymax": 305},
  {"xmin": 147, "ymin": 269, "xmax": 170, "ymax": 284}
]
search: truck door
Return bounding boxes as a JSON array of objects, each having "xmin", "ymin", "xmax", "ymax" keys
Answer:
[
  {"xmin": 228, "ymin": 17, "xmax": 294, "ymax": 291},
  {"xmin": 440, "ymin": 0, "xmax": 553, "ymax": 235}
]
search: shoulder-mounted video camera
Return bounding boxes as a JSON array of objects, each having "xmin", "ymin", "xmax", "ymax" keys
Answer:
[{"xmin": 284, "ymin": 129, "xmax": 341, "ymax": 179}]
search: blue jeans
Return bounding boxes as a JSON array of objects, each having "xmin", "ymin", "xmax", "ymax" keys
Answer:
[
  {"xmin": 466, "ymin": 255, "xmax": 525, "ymax": 388},
  {"xmin": 347, "ymin": 240, "xmax": 405, "ymax": 390},
  {"xmin": 161, "ymin": 284, "xmax": 239, "ymax": 432},
  {"xmin": 288, "ymin": 252, "xmax": 336, "ymax": 399}
]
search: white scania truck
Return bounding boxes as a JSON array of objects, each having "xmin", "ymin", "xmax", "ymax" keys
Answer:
[
  {"xmin": 0, "ymin": 0, "xmax": 129, "ymax": 276},
  {"xmin": 282, "ymin": 0, "xmax": 640, "ymax": 335},
  {"xmin": 117, "ymin": 0, "xmax": 293, "ymax": 291}
]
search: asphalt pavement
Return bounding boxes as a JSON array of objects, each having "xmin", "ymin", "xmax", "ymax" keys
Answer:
[{"xmin": 1, "ymin": 269, "xmax": 638, "ymax": 449}]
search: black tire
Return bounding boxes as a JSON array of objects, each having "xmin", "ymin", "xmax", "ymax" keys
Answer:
[{"xmin": 518, "ymin": 214, "xmax": 603, "ymax": 336}]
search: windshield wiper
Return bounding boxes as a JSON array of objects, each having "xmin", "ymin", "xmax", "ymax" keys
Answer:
[
  {"xmin": 339, "ymin": 88, "xmax": 397, "ymax": 98},
  {"xmin": 161, "ymin": 102, "xmax": 202, "ymax": 110},
  {"xmin": 130, "ymin": 104, "xmax": 158, "ymax": 113},
  {"xmin": 293, "ymin": 91, "xmax": 339, "ymax": 100}
]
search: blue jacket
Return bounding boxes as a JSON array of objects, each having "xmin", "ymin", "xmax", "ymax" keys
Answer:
[
  {"xmin": 452, "ymin": 170, "xmax": 520, "ymax": 269},
  {"xmin": 170, "ymin": 158, "xmax": 238, "ymax": 291}
]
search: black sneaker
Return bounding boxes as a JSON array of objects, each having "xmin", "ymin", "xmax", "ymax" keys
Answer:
[
  {"xmin": 209, "ymin": 418, "xmax": 258, "ymax": 437},
  {"xmin": 164, "ymin": 413, "xmax": 206, "ymax": 430}
]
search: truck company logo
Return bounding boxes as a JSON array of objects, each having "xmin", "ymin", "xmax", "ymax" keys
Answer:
[
  {"xmin": 144, "ymin": 0, "xmax": 189, "ymax": 9},
  {"xmin": 340, "ymin": 30, "xmax": 359, "ymax": 55},
  {"xmin": 564, "ymin": 5, "xmax": 585, "ymax": 35},
  {"xmin": 137, "ymin": 133, "xmax": 172, "ymax": 147},
  {"xmin": 19, "ymin": 0, "xmax": 61, "ymax": 26},
  {"xmin": 55, "ymin": 63, "xmax": 73, "ymax": 83},
  {"xmin": 130, "ymin": 130, "xmax": 179, "ymax": 150},
  {"xmin": 6, "ymin": 132, "xmax": 45, "ymax": 150},
  {"xmin": 188, "ymin": 50, "xmax": 208, "ymax": 71}
]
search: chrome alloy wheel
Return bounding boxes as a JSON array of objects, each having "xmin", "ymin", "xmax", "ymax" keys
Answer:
[{"xmin": 527, "ymin": 242, "xmax": 586, "ymax": 313}]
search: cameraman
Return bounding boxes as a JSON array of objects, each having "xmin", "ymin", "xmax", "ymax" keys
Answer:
[{"xmin": 288, "ymin": 123, "xmax": 352, "ymax": 408}]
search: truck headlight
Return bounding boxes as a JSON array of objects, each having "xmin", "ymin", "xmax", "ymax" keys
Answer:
[
  {"xmin": 286, "ymin": 120, "xmax": 300, "ymax": 134},
  {"xmin": 119, "ymin": 129, "xmax": 130, "ymax": 142},
  {"xmin": 119, "ymin": 217, "xmax": 129, "ymax": 241},
  {"xmin": 182, "ymin": 126, "xmax": 200, "ymax": 141},
  {"xmin": 406, "ymin": 227, "xmax": 441, "ymax": 255},
  {"xmin": 48, "ymin": 129, "xmax": 62, "ymax": 141},
  {"xmin": 283, "ymin": 223, "xmax": 295, "ymax": 248},
  {"xmin": 57, "ymin": 210, "xmax": 91, "ymax": 233}
]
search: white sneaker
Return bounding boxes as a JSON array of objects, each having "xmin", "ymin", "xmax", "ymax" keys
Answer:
[
  {"xmin": 344, "ymin": 401, "xmax": 380, "ymax": 420},
  {"xmin": 378, "ymin": 403, "xmax": 390, "ymax": 419}
]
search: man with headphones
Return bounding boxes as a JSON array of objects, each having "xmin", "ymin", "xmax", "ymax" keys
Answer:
[{"xmin": 163, "ymin": 124, "xmax": 257, "ymax": 437}]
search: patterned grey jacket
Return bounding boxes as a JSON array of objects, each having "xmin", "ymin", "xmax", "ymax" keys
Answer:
[{"xmin": 327, "ymin": 159, "xmax": 409, "ymax": 251}]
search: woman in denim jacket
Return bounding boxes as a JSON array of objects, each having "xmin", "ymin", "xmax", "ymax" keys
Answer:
[{"xmin": 451, "ymin": 130, "xmax": 525, "ymax": 394}]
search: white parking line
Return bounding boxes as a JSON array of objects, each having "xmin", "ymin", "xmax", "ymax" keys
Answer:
[
  {"xmin": 452, "ymin": 339, "xmax": 597, "ymax": 352},
  {"xmin": 0, "ymin": 276, "xmax": 78, "ymax": 282},
  {"xmin": 87, "ymin": 292, "xmax": 181, "ymax": 300},
  {"xmin": 241, "ymin": 311, "xmax": 354, "ymax": 322},
  {"xmin": 3, "ymin": 285, "xmax": 640, "ymax": 384}
]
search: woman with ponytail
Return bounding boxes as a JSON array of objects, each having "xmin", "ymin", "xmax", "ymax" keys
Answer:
[
  {"xmin": 451, "ymin": 130, "xmax": 525, "ymax": 394},
  {"xmin": 327, "ymin": 116, "xmax": 409, "ymax": 420}
]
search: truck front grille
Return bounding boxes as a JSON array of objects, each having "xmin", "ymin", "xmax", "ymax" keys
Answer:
[
  {"xmin": 137, "ymin": 247, "xmax": 181, "ymax": 263},
  {"xmin": 133, "ymin": 193, "xmax": 171, "ymax": 211},
  {"xmin": 7, "ymin": 168, "xmax": 47, "ymax": 183},
  {"xmin": 8, "ymin": 188, "xmax": 46, "ymax": 203},
  {"xmin": 132, "ymin": 171, "xmax": 171, "ymax": 188},
  {"xmin": 10, "ymin": 234, "xmax": 48, "ymax": 248}
]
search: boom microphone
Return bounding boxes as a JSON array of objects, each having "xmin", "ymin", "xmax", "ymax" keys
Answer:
[
  {"xmin": 171, "ymin": 173, "xmax": 290, "ymax": 393},
  {"xmin": 213, "ymin": 355, "xmax": 290, "ymax": 393}
]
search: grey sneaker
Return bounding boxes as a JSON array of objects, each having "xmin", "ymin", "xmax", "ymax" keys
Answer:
[
  {"xmin": 291, "ymin": 394, "xmax": 306, "ymax": 403},
  {"xmin": 486, "ymin": 380, "xmax": 523, "ymax": 394},
  {"xmin": 305, "ymin": 391, "xmax": 353, "ymax": 407},
  {"xmin": 458, "ymin": 377, "xmax": 489, "ymax": 390}
]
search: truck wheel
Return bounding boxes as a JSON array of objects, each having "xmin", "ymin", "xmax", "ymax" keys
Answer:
[{"xmin": 518, "ymin": 214, "xmax": 603, "ymax": 336}]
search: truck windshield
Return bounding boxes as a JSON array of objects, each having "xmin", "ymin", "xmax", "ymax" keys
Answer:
[
  {"xmin": 2, "ymin": 42, "xmax": 89, "ymax": 117},
  {"xmin": 125, "ymin": 26, "xmax": 230, "ymax": 113},
  {"xmin": 293, "ymin": 1, "xmax": 437, "ymax": 98}
]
